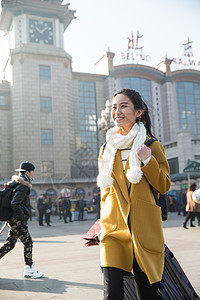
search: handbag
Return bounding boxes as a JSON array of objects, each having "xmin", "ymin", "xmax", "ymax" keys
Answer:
[{"xmin": 83, "ymin": 219, "xmax": 101, "ymax": 247}]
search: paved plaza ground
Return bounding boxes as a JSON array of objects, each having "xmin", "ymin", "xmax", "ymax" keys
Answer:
[{"xmin": 0, "ymin": 212, "xmax": 199, "ymax": 299}]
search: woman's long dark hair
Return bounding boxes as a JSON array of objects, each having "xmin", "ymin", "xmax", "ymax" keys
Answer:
[
  {"xmin": 112, "ymin": 88, "xmax": 156, "ymax": 138},
  {"xmin": 189, "ymin": 183, "xmax": 196, "ymax": 191}
]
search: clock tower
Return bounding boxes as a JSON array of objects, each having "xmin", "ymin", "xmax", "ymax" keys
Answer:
[{"xmin": 0, "ymin": 0, "xmax": 76, "ymax": 180}]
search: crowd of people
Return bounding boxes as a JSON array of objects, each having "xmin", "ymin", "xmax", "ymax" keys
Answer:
[
  {"xmin": 0, "ymin": 162, "xmax": 96, "ymax": 279},
  {"xmin": 167, "ymin": 192, "xmax": 187, "ymax": 214},
  {"xmin": 166, "ymin": 189, "xmax": 200, "ymax": 228},
  {"xmin": 35, "ymin": 190, "xmax": 94, "ymax": 226}
]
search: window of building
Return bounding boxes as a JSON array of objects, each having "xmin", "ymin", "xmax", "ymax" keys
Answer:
[
  {"xmin": 0, "ymin": 94, "xmax": 9, "ymax": 109},
  {"xmin": 41, "ymin": 161, "xmax": 54, "ymax": 177},
  {"xmin": 72, "ymin": 81, "xmax": 98, "ymax": 178},
  {"xmin": 0, "ymin": 95, "xmax": 5, "ymax": 105},
  {"xmin": 40, "ymin": 96, "xmax": 52, "ymax": 112},
  {"xmin": 46, "ymin": 188, "xmax": 57, "ymax": 198},
  {"xmin": 168, "ymin": 157, "xmax": 179, "ymax": 174},
  {"xmin": 41, "ymin": 129, "xmax": 53, "ymax": 144},
  {"xmin": 39, "ymin": 65, "xmax": 51, "ymax": 80},
  {"xmin": 194, "ymin": 155, "xmax": 200, "ymax": 161},
  {"xmin": 176, "ymin": 81, "xmax": 200, "ymax": 138}
]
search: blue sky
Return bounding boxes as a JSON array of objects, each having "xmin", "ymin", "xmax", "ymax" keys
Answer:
[
  {"xmin": 63, "ymin": 0, "xmax": 200, "ymax": 72},
  {"xmin": 0, "ymin": 0, "xmax": 200, "ymax": 79}
]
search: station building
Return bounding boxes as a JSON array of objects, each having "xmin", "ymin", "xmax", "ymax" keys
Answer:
[{"xmin": 0, "ymin": 0, "xmax": 200, "ymax": 204}]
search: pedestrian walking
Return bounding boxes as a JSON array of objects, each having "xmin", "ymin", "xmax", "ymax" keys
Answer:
[
  {"xmin": 61, "ymin": 197, "xmax": 73, "ymax": 223},
  {"xmin": 58, "ymin": 198, "xmax": 63, "ymax": 220},
  {"xmin": 77, "ymin": 195, "xmax": 85, "ymax": 221},
  {"xmin": 97, "ymin": 89, "xmax": 171, "ymax": 300},
  {"xmin": 0, "ymin": 161, "xmax": 44, "ymax": 279},
  {"xmin": 37, "ymin": 194, "xmax": 45, "ymax": 226},
  {"xmin": 192, "ymin": 188, "xmax": 200, "ymax": 226},
  {"xmin": 43, "ymin": 195, "xmax": 51, "ymax": 226},
  {"xmin": 66, "ymin": 196, "xmax": 73, "ymax": 223},
  {"xmin": 183, "ymin": 183, "xmax": 200, "ymax": 229},
  {"xmin": 59, "ymin": 188, "xmax": 73, "ymax": 223}
]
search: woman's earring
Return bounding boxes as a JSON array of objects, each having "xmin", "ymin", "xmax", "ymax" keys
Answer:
[{"xmin": 137, "ymin": 116, "xmax": 142, "ymax": 122}]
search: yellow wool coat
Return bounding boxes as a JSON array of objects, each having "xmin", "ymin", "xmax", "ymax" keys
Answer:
[{"xmin": 99, "ymin": 137, "xmax": 171, "ymax": 284}]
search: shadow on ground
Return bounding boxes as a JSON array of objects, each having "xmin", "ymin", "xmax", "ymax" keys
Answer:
[{"xmin": 0, "ymin": 277, "xmax": 103, "ymax": 293}]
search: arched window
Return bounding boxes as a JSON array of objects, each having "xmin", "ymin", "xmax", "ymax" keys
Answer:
[
  {"xmin": 93, "ymin": 187, "xmax": 100, "ymax": 196},
  {"xmin": 46, "ymin": 188, "xmax": 57, "ymax": 199},
  {"xmin": 30, "ymin": 189, "xmax": 37, "ymax": 199},
  {"xmin": 75, "ymin": 187, "xmax": 85, "ymax": 197}
]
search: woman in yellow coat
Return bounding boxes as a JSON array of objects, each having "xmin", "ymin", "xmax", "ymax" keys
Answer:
[{"xmin": 97, "ymin": 89, "xmax": 171, "ymax": 300}]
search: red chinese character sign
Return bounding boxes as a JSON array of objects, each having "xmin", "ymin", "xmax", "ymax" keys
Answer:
[
  {"xmin": 121, "ymin": 31, "xmax": 151, "ymax": 64},
  {"xmin": 172, "ymin": 37, "xmax": 200, "ymax": 69}
]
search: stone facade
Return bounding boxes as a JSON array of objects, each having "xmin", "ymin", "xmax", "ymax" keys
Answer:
[{"xmin": 0, "ymin": 0, "xmax": 200, "ymax": 201}]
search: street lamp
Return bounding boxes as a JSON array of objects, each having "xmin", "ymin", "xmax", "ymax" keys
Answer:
[{"xmin": 97, "ymin": 100, "xmax": 113, "ymax": 134}]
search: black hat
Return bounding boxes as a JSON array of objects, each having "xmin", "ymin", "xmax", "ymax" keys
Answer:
[{"xmin": 15, "ymin": 161, "xmax": 35, "ymax": 172}]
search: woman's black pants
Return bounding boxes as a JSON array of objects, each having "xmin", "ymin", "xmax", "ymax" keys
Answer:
[
  {"xmin": 183, "ymin": 211, "xmax": 195, "ymax": 226},
  {"xmin": 103, "ymin": 257, "xmax": 160, "ymax": 300}
]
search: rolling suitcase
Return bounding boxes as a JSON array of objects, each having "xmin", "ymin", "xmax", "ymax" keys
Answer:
[
  {"xmin": 123, "ymin": 244, "xmax": 200, "ymax": 300},
  {"xmin": 84, "ymin": 222, "xmax": 199, "ymax": 299}
]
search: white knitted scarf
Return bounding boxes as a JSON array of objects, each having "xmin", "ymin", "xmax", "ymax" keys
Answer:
[{"xmin": 97, "ymin": 122, "xmax": 147, "ymax": 188}]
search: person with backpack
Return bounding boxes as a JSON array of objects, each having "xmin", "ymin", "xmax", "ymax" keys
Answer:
[
  {"xmin": 0, "ymin": 161, "xmax": 43, "ymax": 279},
  {"xmin": 97, "ymin": 89, "xmax": 171, "ymax": 300}
]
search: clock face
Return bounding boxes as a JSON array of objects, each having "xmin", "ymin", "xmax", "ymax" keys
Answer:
[{"xmin": 29, "ymin": 19, "xmax": 53, "ymax": 45}]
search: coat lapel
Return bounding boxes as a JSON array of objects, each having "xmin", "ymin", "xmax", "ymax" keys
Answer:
[{"xmin": 112, "ymin": 150, "xmax": 130, "ymax": 203}]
